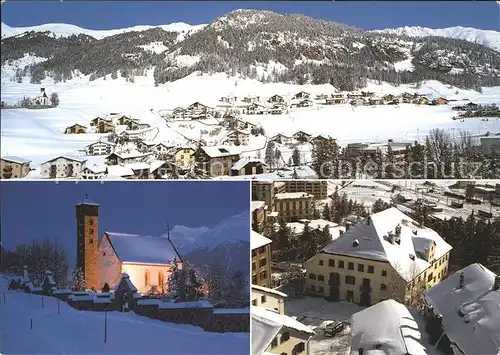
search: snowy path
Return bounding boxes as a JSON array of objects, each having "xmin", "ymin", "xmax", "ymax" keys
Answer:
[{"xmin": 0, "ymin": 285, "xmax": 249, "ymax": 354}]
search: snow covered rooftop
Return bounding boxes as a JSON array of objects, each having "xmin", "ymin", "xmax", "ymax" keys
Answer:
[
  {"xmin": 84, "ymin": 164, "xmax": 107, "ymax": 174},
  {"xmin": 252, "ymin": 307, "xmax": 315, "ymax": 335},
  {"xmin": 322, "ymin": 207, "xmax": 452, "ymax": 281},
  {"xmin": 251, "ymin": 201, "xmax": 266, "ymax": 211},
  {"xmin": 251, "ymin": 231, "xmax": 272, "ymax": 250},
  {"xmin": 423, "ymin": 263, "xmax": 500, "ymax": 355},
  {"xmin": 104, "ymin": 232, "xmax": 179, "ymax": 265},
  {"xmin": 231, "ymin": 157, "xmax": 266, "ymax": 171},
  {"xmin": 110, "ymin": 149, "xmax": 149, "ymax": 160},
  {"xmin": 350, "ymin": 299, "xmax": 429, "ymax": 355},
  {"xmin": 275, "ymin": 192, "xmax": 313, "ymax": 200},
  {"xmin": 76, "ymin": 196, "xmax": 99, "ymax": 206},
  {"xmin": 199, "ymin": 145, "xmax": 241, "ymax": 158},
  {"xmin": 1, "ymin": 155, "xmax": 31, "ymax": 164},
  {"xmin": 106, "ymin": 165, "xmax": 134, "ymax": 177},
  {"xmin": 252, "ymin": 309, "xmax": 283, "ymax": 355},
  {"xmin": 252, "ymin": 285, "xmax": 288, "ymax": 299},
  {"xmin": 42, "ymin": 155, "xmax": 87, "ymax": 164}
]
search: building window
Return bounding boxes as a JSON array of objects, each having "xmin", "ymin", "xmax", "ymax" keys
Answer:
[
  {"xmin": 347, "ymin": 290, "xmax": 354, "ymax": 301},
  {"xmin": 260, "ymin": 270, "xmax": 267, "ymax": 280},
  {"xmin": 89, "ymin": 229, "xmax": 94, "ymax": 235},
  {"xmin": 318, "ymin": 286, "xmax": 324, "ymax": 293},
  {"xmin": 358, "ymin": 264, "xmax": 365, "ymax": 272},
  {"xmin": 310, "ymin": 285, "xmax": 316, "ymax": 292},
  {"xmin": 382, "ymin": 270, "xmax": 387, "ymax": 276},
  {"xmin": 348, "ymin": 262, "xmax": 354, "ymax": 270},
  {"xmin": 259, "ymin": 258, "xmax": 267, "ymax": 267},
  {"xmin": 158, "ymin": 272, "xmax": 164, "ymax": 287},
  {"xmin": 292, "ymin": 342, "xmax": 306, "ymax": 355},
  {"xmin": 89, "ymin": 218, "xmax": 93, "ymax": 225},
  {"xmin": 271, "ymin": 338, "xmax": 278, "ymax": 348},
  {"xmin": 281, "ymin": 332, "xmax": 290, "ymax": 342},
  {"xmin": 338, "ymin": 260, "xmax": 344, "ymax": 269},
  {"xmin": 380, "ymin": 283, "xmax": 387, "ymax": 291},
  {"xmin": 252, "ymin": 250, "xmax": 257, "ymax": 258},
  {"xmin": 102, "ymin": 252, "xmax": 106, "ymax": 256},
  {"xmin": 309, "ymin": 273, "xmax": 317, "ymax": 280},
  {"xmin": 318, "ymin": 275, "xmax": 325, "ymax": 282},
  {"xmin": 367, "ymin": 265, "xmax": 374, "ymax": 274},
  {"xmin": 345, "ymin": 275, "xmax": 356, "ymax": 285},
  {"xmin": 252, "ymin": 300, "xmax": 257, "ymax": 306},
  {"xmin": 145, "ymin": 270, "xmax": 150, "ymax": 286},
  {"xmin": 318, "ymin": 260, "xmax": 324, "ymax": 266},
  {"xmin": 252, "ymin": 262, "xmax": 256, "ymax": 271},
  {"xmin": 261, "ymin": 295, "xmax": 267, "ymax": 303},
  {"xmin": 329, "ymin": 259, "xmax": 335, "ymax": 267},
  {"xmin": 428, "ymin": 273, "xmax": 433, "ymax": 282},
  {"xmin": 252, "ymin": 275, "xmax": 257, "ymax": 284}
]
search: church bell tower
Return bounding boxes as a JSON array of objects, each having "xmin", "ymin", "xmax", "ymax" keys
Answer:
[{"xmin": 75, "ymin": 195, "xmax": 100, "ymax": 291}]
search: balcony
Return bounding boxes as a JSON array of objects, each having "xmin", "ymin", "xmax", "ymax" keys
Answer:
[{"xmin": 3, "ymin": 166, "xmax": 13, "ymax": 173}]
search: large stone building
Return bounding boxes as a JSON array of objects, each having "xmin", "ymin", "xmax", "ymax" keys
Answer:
[
  {"xmin": 304, "ymin": 207, "xmax": 452, "ymax": 307},
  {"xmin": 251, "ymin": 231, "xmax": 272, "ymax": 288},
  {"xmin": 41, "ymin": 156, "xmax": 87, "ymax": 179},
  {"xmin": 76, "ymin": 198, "xmax": 181, "ymax": 293},
  {"xmin": 252, "ymin": 181, "xmax": 286, "ymax": 211},
  {"xmin": 282, "ymin": 180, "xmax": 328, "ymax": 200},
  {"xmin": 274, "ymin": 192, "xmax": 314, "ymax": 222}
]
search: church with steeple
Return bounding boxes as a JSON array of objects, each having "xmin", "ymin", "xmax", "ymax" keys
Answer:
[{"xmin": 75, "ymin": 196, "xmax": 182, "ymax": 293}]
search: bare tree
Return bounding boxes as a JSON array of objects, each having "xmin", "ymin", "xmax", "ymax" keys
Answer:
[{"xmin": 24, "ymin": 238, "xmax": 68, "ymax": 287}]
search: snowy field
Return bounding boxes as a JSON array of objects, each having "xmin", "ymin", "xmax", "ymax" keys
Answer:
[
  {"xmin": 0, "ymin": 277, "xmax": 249, "ymax": 355},
  {"xmin": 1, "ymin": 71, "xmax": 500, "ymax": 172}
]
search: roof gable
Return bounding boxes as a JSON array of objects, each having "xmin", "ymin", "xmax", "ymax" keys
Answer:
[{"xmin": 104, "ymin": 232, "xmax": 179, "ymax": 265}]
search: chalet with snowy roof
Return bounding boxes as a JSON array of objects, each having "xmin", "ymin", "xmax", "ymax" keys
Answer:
[
  {"xmin": 296, "ymin": 99, "xmax": 313, "ymax": 108},
  {"xmin": 432, "ymin": 97, "xmax": 449, "ymax": 105},
  {"xmin": 85, "ymin": 140, "xmax": 116, "ymax": 156},
  {"xmin": 247, "ymin": 103, "xmax": 266, "ymax": 115},
  {"xmin": 35, "ymin": 88, "xmax": 50, "ymax": 106},
  {"xmin": 292, "ymin": 131, "xmax": 312, "ymax": 142},
  {"xmin": 79, "ymin": 164, "xmax": 108, "ymax": 180},
  {"xmin": 304, "ymin": 207, "xmax": 452, "ymax": 307},
  {"xmin": 227, "ymin": 129, "xmax": 250, "ymax": 146},
  {"xmin": 231, "ymin": 157, "xmax": 267, "ymax": 176},
  {"xmin": 235, "ymin": 118, "xmax": 257, "ymax": 130},
  {"xmin": 186, "ymin": 102, "xmax": 213, "ymax": 119},
  {"xmin": 252, "ymin": 306, "xmax": 314, "ymax": 355},
  {"xmin": 97, "ymin": 120, "xmax": 115, "ymax": 133},
  {"xmin": 270, "ymin": 134, "xmax": 293, "ymax": 145},
  {"xmin": 106, "ymin": 165, "xmax": 134, "ymax": 179},
  {"xmin": 251, "ymin": 231, "xmax": 273, "ymax": 287},
  {"xmin": 269, "ymin": 104, "xmax": 285, "ymax": 115},
  {"xmin": 171, "ymin": 107, "xmax": 187, "ymax": 120},
  {"xmin": 105, "ymin": 150, "xmax": 151, "ymax": 166},
  {"xmin": 292, "ymin": 91, "xmax": 310, "ymax": 100},
  {"xmin": 90, "ymin": 116, "xmax": 112, "ymax": 127},
  {"xmin": 383, "ymin": 94, "xmax": 395, "ymax": 102},
  {"xmin": 40, "ymin": 155, "xmax": 87, "ymax": 179},
  {"xmin": 361, "ymin": 91, "xmax": 375, "ymax": 98},
  {"xmin": 220, "ymin": 96, "xmax": 237, "ymax": 104},
  {"xmin": 422, "ymin": 263, "xmax": 500, "ymax": 355},
  {"xmin": 350, "ymin": 98, "xmax": 366, "ymax": 106},
  {"xmin": 325, "ymin": 96, "xmax": 345, "ymax": 105},
  {"xmin": 310, "ymin": 135, "xmax": 330, "ymax": 146},
  {"xmin": 64, "ymin": 123, "xmax": 87, "ymax": 134},
  {"xmin": 116, "ymin": 115, "xmax": 139, "ymax": 126},
  {"xmin": 268, "ymin": 95, "xmax": 284, "ymax": 104},
  {"xmin": 100, "ymin": 232, "xmax": 182, "ymax": 294},
  {"xmin": 347, "ymin": 93, "xmax": 364, "ymax": 99},
  {"xmin": 192, "ymin": 146, "xmax": 241, "ymax": 177},
  {"xmin": 242, "ymin": 96, "xmax": 260, "ymax": 104},
  {"xmin": 1, "ymin": 156, "xmax": 31, "ymax": 179},
  {"xmin": 350, "ymin": 299, "xmax": 428, "ymax": 355}
]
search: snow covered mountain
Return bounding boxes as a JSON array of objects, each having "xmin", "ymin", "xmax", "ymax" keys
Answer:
[
  {"xmin": 372, "ymin": 26, "xmax": 500, "ymax": 52},
  {"xmin": 1, "ymin": 22, "xmax": 206, "ymax": 40},
  {"xmin": 166, "ymin": 225, "xmax": 210, "ymax": 253},
  {"xmin": 2, "ymin": 9, "xmax": 500, "ymax": 91},
  {"xmin": 182, "ymin": 211, "xmax": 250, "ymax": 275}
]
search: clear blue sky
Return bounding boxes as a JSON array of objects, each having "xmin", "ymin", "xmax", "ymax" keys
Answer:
[
  {"xmin": 0, "ymin": 181, "xmax": 250, "ymax": 262},
  {"xmin": 2, "ymin": 1, "xmax": 499, "ymax": 31}
]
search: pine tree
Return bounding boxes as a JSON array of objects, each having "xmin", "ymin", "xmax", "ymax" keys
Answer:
[
  {"xmin": 50, "ymin": 93, "xmax": 60, "ymax": 107},
  {"xmin": 185, "ymin": 268, "xmax": 204, "ymax": 301},
  {"xmin": 166, "ymin": 261, "xmax": 186, "ymax": 301},
  {"xmin": 224, "ymin": 270, "xmax": 247, "ymax": 307},
  {"xmin": 71, "ymin": 265, "xmax": 86, "ymax": 291},
  {"xmin": 292, "ymin": 147, "xmax": 301, "ymax": 166},
  {"xmin": 322, "ymin": 204, "xmax": 331, "ymax": 221},
  {"xmin": 265, "ymin": 141, "xmax": 275, "ymax": 170}
]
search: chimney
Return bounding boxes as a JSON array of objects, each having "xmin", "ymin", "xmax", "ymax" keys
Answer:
[
  {"xmin": 459, "ymin": 272, "xmax": 465, "ymax": 289},
  {"xmin": 493, "ymin": 275, "xmax": 500, "ymax": 291}
]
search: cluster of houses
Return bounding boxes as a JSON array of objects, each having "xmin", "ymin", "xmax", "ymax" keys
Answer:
[
  {"xmin": 250, "ymin": 182, "xmax": 500, "ymax": 355},
  {"xmin": 64, "ymin": 113, "xmax": 151, "ymax": 135},
  {"xmin": 452, "ymin": 102, "xmax": 500, "ymax": 119}
]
